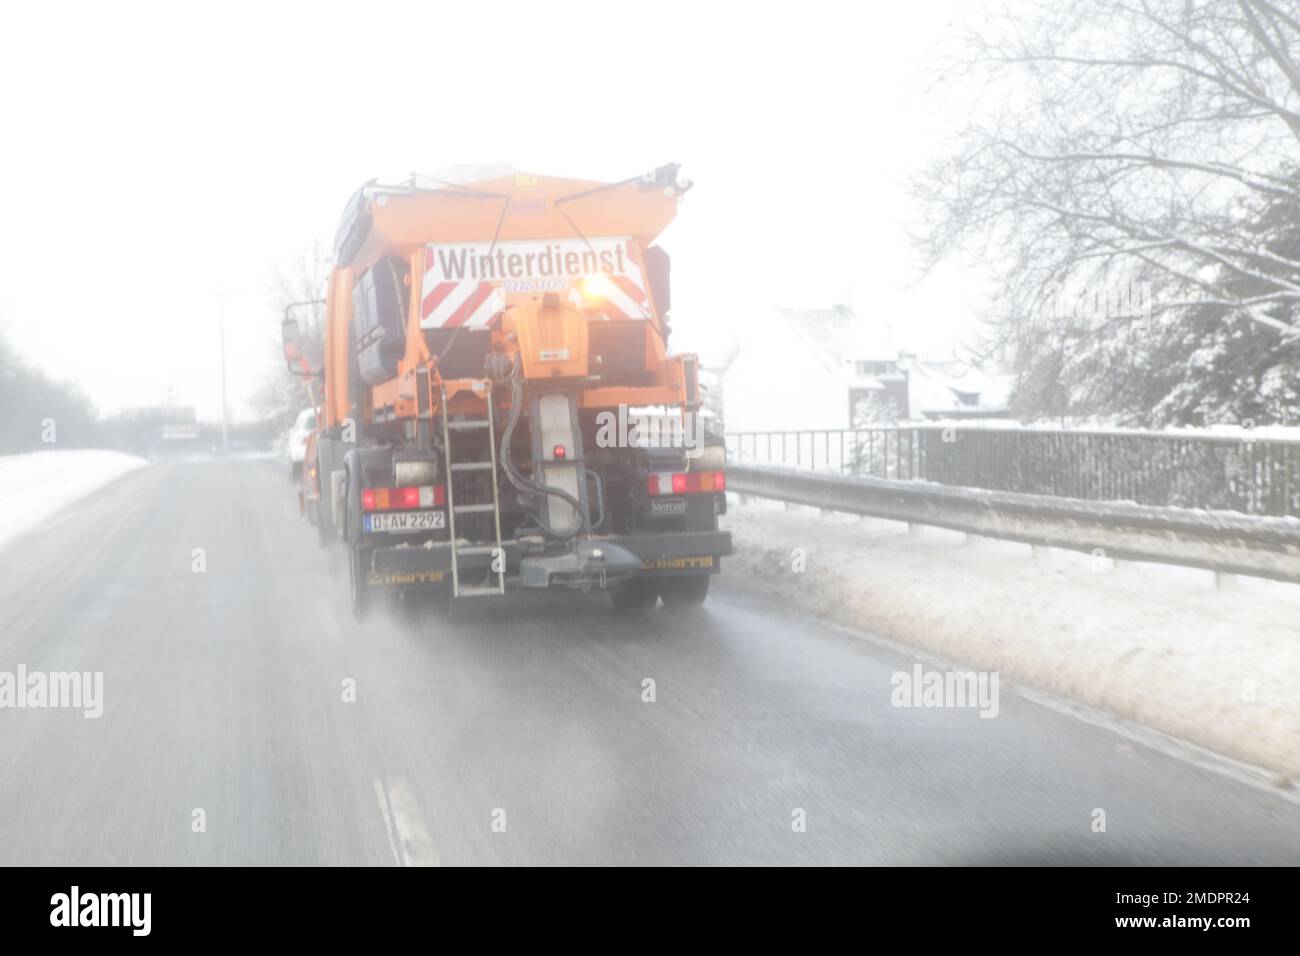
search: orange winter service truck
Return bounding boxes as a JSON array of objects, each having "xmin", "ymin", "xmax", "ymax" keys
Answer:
[{"xmin": 282, "ymin": 165, "xmax": 729, "ymax": 620}]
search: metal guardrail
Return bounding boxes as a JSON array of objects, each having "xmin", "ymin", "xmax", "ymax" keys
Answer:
[
  {"xmin": 726, "ymin": 426, "xmax": 1300, "ymax": 518},
  {"xmin": 727, "ymin": 463, "xmax": 1300, "ymax": 584}
]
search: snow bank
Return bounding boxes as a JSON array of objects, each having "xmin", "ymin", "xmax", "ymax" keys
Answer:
[
  {"xmin": 722, "ymin": 497, "xmax": 1300, "ymax": 780},
  {"xmin": 0, "ymin": 451, "xmax": 146, "ymax": 551}
]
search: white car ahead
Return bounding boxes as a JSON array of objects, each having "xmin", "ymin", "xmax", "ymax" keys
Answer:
[{"xmin": 286, "ymin": 407, "xmax": 316, "ymax": 481}]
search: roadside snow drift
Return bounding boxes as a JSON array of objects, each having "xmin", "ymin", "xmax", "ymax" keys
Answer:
[
  {"xmin": 0, "ymin": 451, "xmax": 146, "ymax": 552},
  {"xmin": 722, "ymin": 497, "xmax": 1300, "ymax": 781}
]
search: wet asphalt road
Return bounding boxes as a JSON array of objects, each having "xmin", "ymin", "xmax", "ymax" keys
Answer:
[{"xmin": 0, "ymin": 456, "xmax": 1297, "ymax": 865}]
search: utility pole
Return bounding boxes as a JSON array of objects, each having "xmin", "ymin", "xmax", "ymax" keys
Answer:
[{"xmin": 218, "ymin": 295, "xmax": 230, "ymax": 455}]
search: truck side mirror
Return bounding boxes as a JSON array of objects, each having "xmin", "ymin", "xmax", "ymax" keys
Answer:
[
  {"xmin": 282, "ymin": 317, "xmax": 304, "ymax": 373},
  {"xmin": 282, "ymin": 298, "xmax": 327, "ymax": 376}
]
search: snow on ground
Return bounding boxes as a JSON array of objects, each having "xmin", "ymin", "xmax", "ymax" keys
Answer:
[
  {"xmin": 0, "ymin": 451, "xmax": 147, "ymax": 552},
  {"xmin": 721, "ymin": 495, "xmax": 1300, "ymax": 780},
  {"xmin": 904, "ymin": 418, "xmax": 1300, "ymax": 441}
]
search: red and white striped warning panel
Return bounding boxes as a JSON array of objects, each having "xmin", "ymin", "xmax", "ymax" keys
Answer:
[{"xmin": 420, "ymin": 236, "xmax": 650, "ymax": 328}]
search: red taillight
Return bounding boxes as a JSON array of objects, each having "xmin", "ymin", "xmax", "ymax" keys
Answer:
[
  {"xmin": 648, "ymin": 471, "xmax": 726, "ymax": 497},
  {"xmin": 553, "ymin": 444, "xmax": 566, "ymax": 459},
  {"xmin": 362, "ymin": 485, "xmax": 447, "ymax": 512}
]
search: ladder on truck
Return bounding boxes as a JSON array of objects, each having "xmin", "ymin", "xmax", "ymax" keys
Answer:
[{"xmin": 440, "ymin": 384, "xmax": 506, "ymax": 598}]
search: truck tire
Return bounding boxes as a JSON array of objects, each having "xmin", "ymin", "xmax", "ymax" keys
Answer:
[
  {"xmin": 349, "ymin": 546, "xmax": 373, "ymax": 622},
  {"xmin": 610, "ymin": 578, "xmax": 659, "ymax": 612},
  {"xmin": 315, "ymin": 454, "xmax": 335, "ymax": 545},
  {"xmin": 659, "ymin": 575, "xmax": 710, "ymax": 607}
]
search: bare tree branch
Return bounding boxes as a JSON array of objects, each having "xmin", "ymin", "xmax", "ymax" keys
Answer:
[{"xmin": 915, "ymin": 0, "xmax": 1300, "ymax": 423}]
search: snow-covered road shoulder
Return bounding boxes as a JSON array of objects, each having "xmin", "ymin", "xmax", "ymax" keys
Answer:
[
  {"xmin": 721, "ymin": 497, "xmax": 1300, "ymax": 781},
  {"xmin": 0, "ymin": 450, "xmax": 147, "ymax": 552}
]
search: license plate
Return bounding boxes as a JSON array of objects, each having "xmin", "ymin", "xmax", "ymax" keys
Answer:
[
  {"xmin": 364, "ymin": 510, "xmax": 446, "ymax": 533},
  {"xmin": 650, "ymin": 498, "xmax": 687, "ymax": 515}
]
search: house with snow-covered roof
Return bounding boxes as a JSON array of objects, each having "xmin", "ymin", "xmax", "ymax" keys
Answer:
[
  {"xmin": 719, "ymin": 304, "xmax": 1010, "ymax": 430},
  {"xmin": 721, "ymin": 305, "xmax": 896, "ymax": 431},
  {"xmin": 897, "ymin": 354, "xmax": 1012, "ymax": 420}
]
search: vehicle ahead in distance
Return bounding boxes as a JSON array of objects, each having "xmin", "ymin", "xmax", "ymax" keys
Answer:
[
  {"xmin": 285, "ymin": 407, "xmax": 316, "ymax": 481},
  {"xmin": 282, "ymin": 164, "xmax": 729, "ymax": 620}
]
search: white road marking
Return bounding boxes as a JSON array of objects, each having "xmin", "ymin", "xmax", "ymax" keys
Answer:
[{"xmin": 374, "ymin": 777, "xmax": 441, "ymax": 866}]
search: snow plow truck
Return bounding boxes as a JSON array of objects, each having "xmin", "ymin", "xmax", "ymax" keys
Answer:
[{"xmin": 282, "ymin": 164, "xmax": 730, "ymax": 620}]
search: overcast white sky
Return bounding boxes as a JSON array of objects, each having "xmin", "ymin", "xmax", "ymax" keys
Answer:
[{"xmin": 0, "ymin": 0, "xmax": 984, "ymax": 422}]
